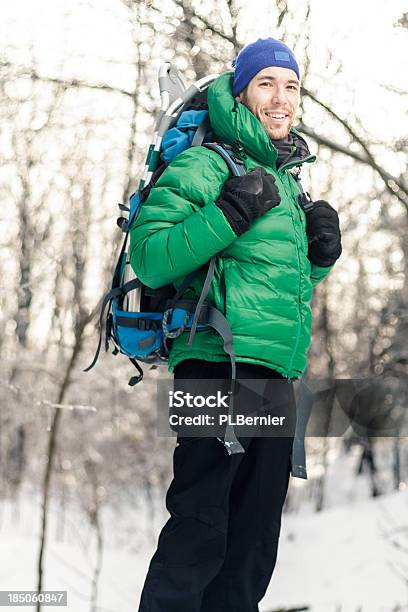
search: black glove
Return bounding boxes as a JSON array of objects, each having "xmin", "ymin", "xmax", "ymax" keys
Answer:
[
  {"xmin": 216, "ymin": 167, "xmax": 281, "ymax": 236},
  {"xmin": 305, "ymin": 200, "xmax": 342, "ymax": 267}
]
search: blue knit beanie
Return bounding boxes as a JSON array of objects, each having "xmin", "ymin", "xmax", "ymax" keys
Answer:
[{"xmin": 232, "ymin": 38, "xmax": 300, "ymax": 97}]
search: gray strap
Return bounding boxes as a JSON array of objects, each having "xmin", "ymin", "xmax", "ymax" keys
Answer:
[
  {"xmin": 192, "ymin": 115, "xmax": 211, "ymax": 147},
  {"xmin": 206, "ymin": 308, "xmax": 244, "ymax": 455},
  {"xmin": 188, "ymin": 140, "xmax": 247, "ymax": 453},
  {"xmin": 187, "ymin": 256, "xmax": 216, "ymax": 347},
  {"xmin": 170, "ymin": 263, "xmax": 208, "ymax": 308},
  {"xmin": 206, "ymin": 307, "xmax": 236, "ymax": 379},
  {"xmin": 291, "ymin": 378, "xmax": 314, "ymax": 479}
]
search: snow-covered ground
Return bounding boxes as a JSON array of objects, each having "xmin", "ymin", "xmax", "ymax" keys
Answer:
[
  {"xmin": 274, "ymin": 490, "xmax": 408, "ymax": 612},
  {"xmin": 1, "ymin": 456, "xmax": 408, "ymax": 612}
]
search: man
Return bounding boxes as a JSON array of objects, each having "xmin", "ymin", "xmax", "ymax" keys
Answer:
[{"xmin": 131, "ymin": 38, "xmax": 341, "ymax": 612}]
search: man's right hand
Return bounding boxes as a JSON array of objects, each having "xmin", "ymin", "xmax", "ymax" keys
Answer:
[{"xmin": 216, "ymin": 167, "xmax": 281, "ymax": 236}]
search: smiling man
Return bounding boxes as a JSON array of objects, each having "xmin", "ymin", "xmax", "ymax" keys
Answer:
[
  {"xmin": 132, "ymin": 37, "xmax": 342, "ymax": 612},
  {"xmin": 236, "ymin": 67, "xmax": 300, "ymax": 139}
]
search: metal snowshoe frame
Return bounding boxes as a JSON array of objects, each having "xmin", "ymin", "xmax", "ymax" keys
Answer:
[{"xmin": 138, "ymin": 63, "xmax": 219, "ymax": 191}]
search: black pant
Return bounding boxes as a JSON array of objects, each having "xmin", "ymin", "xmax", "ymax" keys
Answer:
[{"xmin": 138, "ymin": 359, "xmax": 294, "ymax": 612}]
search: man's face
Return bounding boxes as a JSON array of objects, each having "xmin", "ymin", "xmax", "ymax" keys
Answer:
[{"xmin": 235, "ymin": 66, "xmax": 300, "ymax": 140}]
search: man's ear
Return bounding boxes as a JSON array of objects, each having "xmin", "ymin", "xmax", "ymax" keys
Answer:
[{"xmin": 235, "ymin": 95, "xmax": 242, "ymax": 103}]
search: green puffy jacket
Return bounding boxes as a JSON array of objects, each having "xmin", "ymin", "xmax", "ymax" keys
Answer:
[{"xmin": 130, "ymin": 72, "xmax": 333, "ymax": 379}]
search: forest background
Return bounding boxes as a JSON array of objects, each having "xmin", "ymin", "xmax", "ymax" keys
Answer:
[{"xmin": 1, "ymin": 0, "xmax": 408, "ymax": 611}]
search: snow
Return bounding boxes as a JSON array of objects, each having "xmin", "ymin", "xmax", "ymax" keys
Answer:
[
  {"xmin": 272, "ymin": 490, "xmax": 408, "ymax": 612},
  {"xmin": 1, "ymin": 483, "xmax": 408, "ymax": 612}
]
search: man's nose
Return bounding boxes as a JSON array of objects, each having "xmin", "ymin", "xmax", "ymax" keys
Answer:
[{"xmin": 271, "ymin": 86, "xmax": 287, "ymax": 105}]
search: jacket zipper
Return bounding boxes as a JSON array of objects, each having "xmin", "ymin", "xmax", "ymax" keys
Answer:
[{"xmin": 279, "ymin": 171, "xmax": 303, "ymax": 375}]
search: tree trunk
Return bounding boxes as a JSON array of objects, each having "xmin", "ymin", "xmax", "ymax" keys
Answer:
[{"xmin": 36, "ymin": 309, "xmax": 94, "ymax": 611}]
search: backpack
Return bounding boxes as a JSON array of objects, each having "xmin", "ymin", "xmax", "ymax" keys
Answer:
[{"xmin": 84, "ymin": 64, "xmax": 249, "ymax": 454}]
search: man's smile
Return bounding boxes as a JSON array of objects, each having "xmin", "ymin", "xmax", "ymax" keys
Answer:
[{"xmin": 263, "ymin": 110, "xmax": 291, "ymax": 124}]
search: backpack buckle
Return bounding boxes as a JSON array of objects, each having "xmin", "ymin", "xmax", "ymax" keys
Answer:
[
  {"xmin": 162, "ymin": 308, "xmax": 190, "ymax": 339},
  {"xmin": 298, "ymin": 192, "xmax": 314, "ymax": 213}
]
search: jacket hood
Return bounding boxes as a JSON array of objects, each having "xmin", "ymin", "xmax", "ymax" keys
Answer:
[{"xmin": 207, "ymin": 71, "xmax": 315, "ymax": 169}]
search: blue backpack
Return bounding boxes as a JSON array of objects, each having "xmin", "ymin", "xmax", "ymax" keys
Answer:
[{"xmin": 85, "ymin": 66, "xmax": 247, "ymax": 454}]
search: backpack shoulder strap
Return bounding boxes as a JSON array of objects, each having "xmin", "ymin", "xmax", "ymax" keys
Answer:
[
  {"xmin": 202, "ymin": 142, "xmax": 246, "ymax": 177},
  {"xmin": 290, "ymin": 166, "xmax": 314, "ymax": 213},
  {"xmin": 191, "ymin": 114, "xmax": 211, "ymax": 147},
  {"xmin": 180, "ymin": 141, "xmax": 246, "ymax": 350}
]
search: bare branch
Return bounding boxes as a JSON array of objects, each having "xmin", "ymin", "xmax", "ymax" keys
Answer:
[
  {"xmin": 301, "ymin": 87, "xmax": 408, "ymax": 209},
  {"xmin": 380, "ymin": 83, "xmax": 408, "ymax": 96},
  {"xmin": 0, "ymin": 58, "xmax": 134, "ymax": 98},
  {"xmin": 225, "ymin": 0, "xmax": 239, "ymax": 44},
  {"xmin": 172, "ymin": 0, "xmax": 237, "ymax": 45},
  {"xmin": 298, "ymin": 124, "xmax": 408, "ymax": 211},
  {"xmin": 38, "ymin": 400, "xmax": 97, "ymax": 412},
  {"xmin": 276, "ymin": 0, "xmax": 289, "ymax": 28}
]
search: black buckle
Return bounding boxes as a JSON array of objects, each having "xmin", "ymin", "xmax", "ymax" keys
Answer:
[
  {"xmin": 298, "ymin": 193, "xmax": 314, "ymax": 212},
  {"xmin": 137, "ymin": 319, "xmax": 158, "ymax": 331}
]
